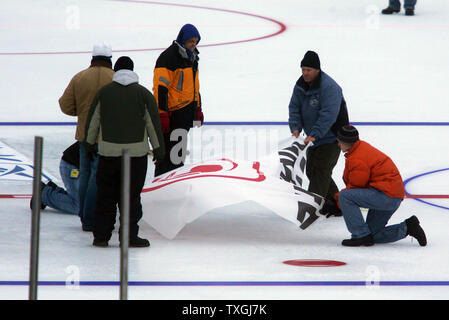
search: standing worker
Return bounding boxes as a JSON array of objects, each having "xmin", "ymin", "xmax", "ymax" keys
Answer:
[
  {"xmin": 323, "ymin": 125, "xmax": 427, "ymax": 247},
  {"xmin": 288, "ymin": 50, "xmax": 349, "ymax": 204},
  {"xmin": 153, "ymin": 23, "xmax": 204, "ymax": 176},
  {"xmin": 84, "ymin": 56, "xmax": 165, "ymax": 247},
  {"xmin": 59, "ymin": 42, "xmax": 114, "ymax": 231}
]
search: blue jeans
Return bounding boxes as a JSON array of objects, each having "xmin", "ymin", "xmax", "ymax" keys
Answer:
[
  {"xmin": 78, "ymin": 143, "xmax": 99, "ymax": 228},
  {"xmin": 42, "ymin": 160, "xmax": 79, "ymax": 215},
  {"xmin": 338, "ymin": 188, "xmax": 407, "ymax": 243},
  {"xmin": 389, "ymin": 0, "xmax": 417, "ymax": 9}
]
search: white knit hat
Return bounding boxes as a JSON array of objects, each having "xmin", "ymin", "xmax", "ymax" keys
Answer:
[{"xmin": 92, "ymin": 42, "xmax": 112, "ymax": 57}]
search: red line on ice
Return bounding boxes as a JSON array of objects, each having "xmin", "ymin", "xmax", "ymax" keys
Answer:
[{"xmin": 0, "ymin": 0, "xmax": 287, "ymax": 55}]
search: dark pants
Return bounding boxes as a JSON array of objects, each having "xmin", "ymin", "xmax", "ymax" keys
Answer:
[
  {"xmin": 155, "ymin": 104, "xmax": 195, "ymax": 177},
  {"xmin": 93, "ymin": 155, "xmax": 148, "ymax": 242},
  {"xmin": 306, "ymin": 142, "xmax": 340, "ymax": 200},
  {"xmin": 79, "ymin": 143, "xmax": 98, "ymax": 228}
]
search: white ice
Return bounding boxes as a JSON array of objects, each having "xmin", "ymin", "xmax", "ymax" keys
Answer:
[{"xmin": 0, "ymin": 0, "xmax": 448, "ymax": 300}]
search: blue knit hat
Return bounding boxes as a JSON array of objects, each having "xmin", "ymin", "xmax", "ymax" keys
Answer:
[{"xmin": 176, "ymin": 24, "xmax": 201, "ymax": 45}]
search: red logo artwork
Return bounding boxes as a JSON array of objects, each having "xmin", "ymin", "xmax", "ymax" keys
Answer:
[{"xmin": 142, "ymin": 159, "xmax": 266, "ymax": 193}]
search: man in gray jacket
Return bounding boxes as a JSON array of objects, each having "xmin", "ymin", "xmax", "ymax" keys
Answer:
[
  {"xmin": 288, "ymin": 51, "xmax": 348, "ymax": 204},
  {"xmin": 84, "ymin": 56, "xmax": 165, "ymax": 247}
]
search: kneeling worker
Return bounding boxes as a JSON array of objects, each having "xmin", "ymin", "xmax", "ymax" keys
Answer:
[{"xmin": 322, "ymin": 125, "xmax": 427, "ymax": 247}]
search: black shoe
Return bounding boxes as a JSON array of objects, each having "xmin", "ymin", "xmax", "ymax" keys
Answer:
[
  {"xmin": 93, "ymin": 239, "xmax": 108, "ymax": 247},
  {"xmin": 30, "ymin": 181, "xmax": 47, "ymax": 210},
  {"xmin": 129, "ymin": 237, "xmax": 150, "ymax": 248},
  {"xmin": 405, "ymin": 8, "xmax": 414, "ymax": 16},
  {"xmin": 381, "ymin": 6, "xmax": 400, "ymax": 14},
  {"xmin": 405, "ymin": 216, "xmax": 427, "ymax": 246},
  {"xmin": 342, "ymin": 234, "xmax": 374, "ymax": 247},
  {"xmin": 82, "ymin": 225, "xmax": 93, "ymax": 232}
]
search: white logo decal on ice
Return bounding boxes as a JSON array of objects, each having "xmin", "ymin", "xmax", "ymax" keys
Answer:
[{"xmin": 0, "ymin": 141, "xmax": 54, "ymax": 181}]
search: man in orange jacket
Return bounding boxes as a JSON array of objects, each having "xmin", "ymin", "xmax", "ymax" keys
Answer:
[
  {"xmin": 323, "ymin": 125, "xmax": 427, "ymax": 247},
  {"xmin": 153, "ymin": 24, "xmax": 203, "ymax": 176}
]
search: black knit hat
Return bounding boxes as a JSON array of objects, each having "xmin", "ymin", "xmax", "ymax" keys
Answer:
[
  {"xmin": 337, "ymin": 125, "xmax": 359, "ymax": 144},
  {"xmin": 301, "ymin": 50, "xmax": 320, "ymax": 69},
  {"xmin": 114, "ymin": 56, "xmax": 134, "ymax": 71}
]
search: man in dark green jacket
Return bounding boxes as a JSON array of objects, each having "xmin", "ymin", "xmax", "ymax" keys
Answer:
[{"xmin": 85, "ymin": 56, "xmax": 165, "ymax": 248}]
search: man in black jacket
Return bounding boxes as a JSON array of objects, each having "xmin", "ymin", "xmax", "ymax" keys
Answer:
[{"xmin": 85, "ymin": 56, "xmax": 165, "ymax": 248}]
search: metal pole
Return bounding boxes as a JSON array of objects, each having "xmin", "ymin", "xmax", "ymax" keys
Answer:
[
  {"xmin": 120, "ymin": 149, "xmax": 131, "ymax": 300},
  {"xmin": 29, "ymin": 136, "xmax": 43, "ymax": 300}
]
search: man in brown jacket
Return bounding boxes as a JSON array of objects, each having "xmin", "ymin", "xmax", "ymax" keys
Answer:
[{"xmin": 59, "ymin": 42, "xmax": 114, "ymax": 231}]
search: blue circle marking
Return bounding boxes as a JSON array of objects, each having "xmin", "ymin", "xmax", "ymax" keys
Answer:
[{"xmin": 403, "ymin": 168, "xmax": 449, "ymax": 211}]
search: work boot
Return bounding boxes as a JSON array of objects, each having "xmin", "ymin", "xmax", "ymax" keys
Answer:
[
  {"xmin": 30, "ymin": 181, "xmax": 47, "ymax": 210},
  {"xmin": 405, "ymin": 216, "xmax": 427, "ymax": 246},
  {"xmin": 129, "ymin": 236, "xmax": 150, "ymax": 248},
  {"xmin": 405, "ymin": 8, "xmax": 414, "ymax": 16},
  {"xmin": 381, "ymin": 6, "xmax": 400, "ymax": 14},
  {"xmin": 342, "ymin": 234, "xmax": 374, "ymax": 247},
  {"xmin": 93, "ymin": 239, "xmax": 108, "ymax": 247}
]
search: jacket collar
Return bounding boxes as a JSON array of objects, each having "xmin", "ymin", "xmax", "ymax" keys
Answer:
[
  {"xmin": 90, "ymin": 59, "xmax": 112, "ymax": 69},
  {"xmin": 174, "ymin": 41, "xmax": 199, "ymax": 62},
  {"xmin": 113, "ymin": 69, "xmax": 139, "ymax": 86},
  {"xmin": 296, "ymin": 70, "xmax": 322, "ymax": 91},
  {"xmin": 344, "ymin": 140, "xmax": 362, "ymax": 158}
]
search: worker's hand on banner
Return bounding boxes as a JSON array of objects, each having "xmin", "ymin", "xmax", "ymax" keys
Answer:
[{"xmin": 320, "ymin": 198, "xmax": 342, "ymax": 218}]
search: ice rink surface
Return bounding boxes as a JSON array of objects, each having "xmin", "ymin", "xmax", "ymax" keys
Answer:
[{"xmin": 1, "ymin": 0, "xmax": 448, "ymax": 301}]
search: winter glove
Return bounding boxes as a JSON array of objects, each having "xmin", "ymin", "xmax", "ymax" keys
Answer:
[
  {"xmin": 152, "ymin": 147, "xmax": 165, "ymax": 163},
  {"xmin": 83, "ymin": 142, "xmax": 97, "ymax": 162},
  {"xmin": 320, "ymin": 197, "xmax": 342, "ymax": 218},
  {"xmin": 159, "ymin": 112, "xmax": 171, "ymax": 134},
  {"xmin": 194, "ymin": 106, "xmax": 204, "ymax": 127}
]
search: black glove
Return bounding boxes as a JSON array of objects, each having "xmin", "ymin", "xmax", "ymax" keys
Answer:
[
  {"xmin": 152, "ymin": 157, "xmax": 162, "ymax": 166},
  {"xmin": 152, "ymin": 147, "xmax": 165, "ymax": 163},
  {"xmin": 320, "ymin": 198, "xmax": 342, "ymax": 218},
  {"xmin": 83, "ymin": 142, "xmax": 97, "ymax": 162}
]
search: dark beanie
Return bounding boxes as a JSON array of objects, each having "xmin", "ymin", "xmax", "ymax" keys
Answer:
[
  {"xmin": 337, "ymin": 125, "xmax": 359, "ymax": 144},
  {"xmin": 301, "ymin": 51, "xmax": 320, "ymax": 69},
  {"xmin": 114, "ymin": 56, "xmax": 134, "ymax": 72}
]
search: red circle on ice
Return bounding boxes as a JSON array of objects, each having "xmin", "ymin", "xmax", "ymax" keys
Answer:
[{"xmin": 283, "ymin": 259, "xmax": 346, "ymax": 267}]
